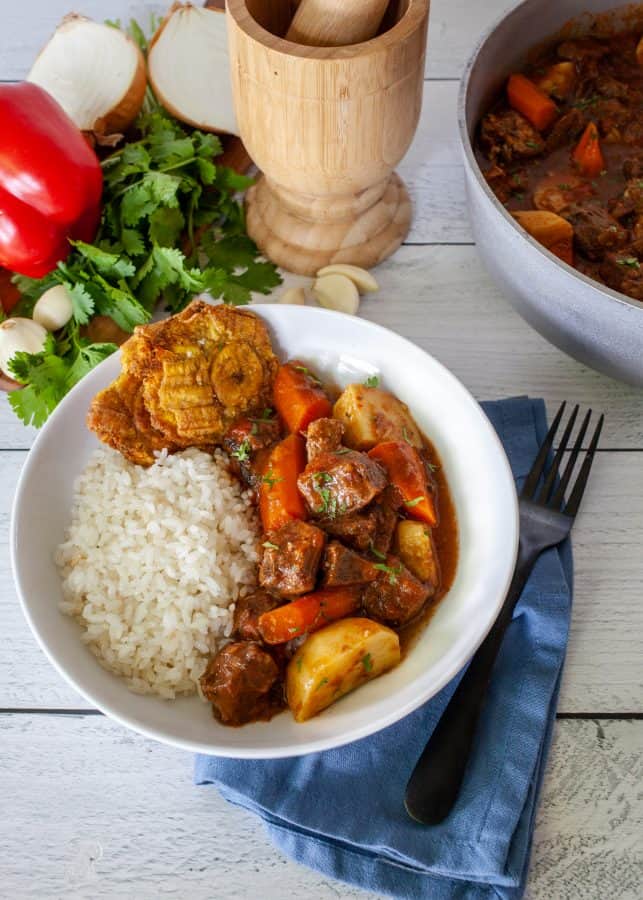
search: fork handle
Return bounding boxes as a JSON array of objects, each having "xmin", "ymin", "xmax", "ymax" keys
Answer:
[{"xmin": 404, "ymin": 539, "xmax": 540, "ymax": 825}]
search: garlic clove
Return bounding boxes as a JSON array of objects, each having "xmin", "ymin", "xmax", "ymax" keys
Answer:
[
  {"xmin": 278, "ymin": 287, "xmax": 307, "ymax": 305},
  {"xmin": 312, "ymin": 274, "xmax": 360, "ymax": 316},
  {"xmin": 33, "ymin": 284, "xmax": 73, "ymax": 331},
  {"xmin": 0, "ymin": 318, "xmax": 48, "ymax": 378},
  {"xmin": 316, "ymin": 264, "xmax": 379, "ymax": 294}
]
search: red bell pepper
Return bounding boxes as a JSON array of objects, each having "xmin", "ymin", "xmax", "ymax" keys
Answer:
[{"xmin": 0, "ymin": 83, "xmax": 103, "ymax": 278}]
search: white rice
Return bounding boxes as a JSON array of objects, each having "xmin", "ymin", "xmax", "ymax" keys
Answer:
[{"xmin": 56, "ymin": 447, "xmax": 260, "ymax": 699}]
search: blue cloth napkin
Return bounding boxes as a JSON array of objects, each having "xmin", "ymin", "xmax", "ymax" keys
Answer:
[{"xmin": 196, "ymin": 397, "xmax": 573, "ymax": 900}]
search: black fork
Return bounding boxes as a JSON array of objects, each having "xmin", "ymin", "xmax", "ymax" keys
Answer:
[{"xmin": 405, "ymin": 403, "xmax": 604, "ymax": 826}]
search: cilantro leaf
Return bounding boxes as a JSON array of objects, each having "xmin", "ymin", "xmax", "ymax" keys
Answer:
[
  {"xmin": 65, "ymin": 281, "xmax": 95, "ymax": 325},
  {"xmin": 149, "ymin": 207, "xmax": 185, "ymax": 248},
  {"xmin": 71, "ymin": 241, "xmax": 135, "ymax": 279},
  {"xmin": 8, "ymin": 337, "xmax": 70, "ymax": 427},
  {"xmin": 66, "ymin": 342, "xmax": 118, "ymax": 388},
  {"xmin": 121, "ymin": 228, "xmax": 147, "ymax": 256}
]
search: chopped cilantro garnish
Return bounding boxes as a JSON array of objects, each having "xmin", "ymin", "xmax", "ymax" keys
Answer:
[
  {"xmin": 525, "ymin": 140, "xmax": 541, "ymax": 150},
  {"xmin": 362, "ymin": 653, "xmax": 373, "ymax": 673},
  {"xmin": 370, "ymin": 544, "xmax": 387, "ymax": 561},
  {"xmin": 405, "ymin": 496, "xmax": 424, "ymax": 508},
  {"xmin": 231, "ymin": 438, "xmax": 252, "ymax": 463},
  {"xmin": 262, "ymin": 470, "xmax": 283, "ymax": 490},
  {"xmin": 364, "ymin": 375, "xmax": 380, "ymax": 388},
  {"xmin": 374, "ymin": 563, "xmax": 403, "ymax": 585},
  {"xmin": 294, "ymin": 364, "xmax": 321, "ymax": 384},
  {"xmin": 262, "ymin": 541, "xmax": 279, "ymax": 550},
  {"xmin": 616, "ymin": 257, "xmax": 640, "ymax": 269}
]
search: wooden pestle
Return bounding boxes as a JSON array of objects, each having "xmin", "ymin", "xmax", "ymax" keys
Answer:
[{"xmin": 286, "ymin": 0, "xmax": 390, "ymax": 47}]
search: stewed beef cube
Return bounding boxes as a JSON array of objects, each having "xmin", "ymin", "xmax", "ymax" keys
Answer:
[
  {"xmin": 362, "ymin": 555, "xmax": 431, "ymax": 627},
  {"xmin": 318, "ymin": 506, "xmax": 379, "ymax": 551},
  {"xmin": 224, "ymin": 415, "xmax": 282, "ymax": 488},
  {"xmin": 259, "ymin": 519, "xmax": 326, "ymax": 596},
  {"xmin": 318, "ymin": 483, "xmax": 401, "ymax": 553},
  {"xmin": 233, "ymin": 589, "xmax": 283, "ymax": 642},
  {"xmin": 298, "ymin": 450, "xmax": 387, "ymax": 517},
  {"xmin": 623, "ymin": 156, "xmax": 643, "ymax": 179},
  {"xmin": 480, "ymin": 110, "xmax": 545, "ymax": 163},
  {"xmin": 599, "ymin": 253, "xmax": 643, "ymax": 300},
  {"xmin": 306, "ymin": 417, "xmax": 344, "ymax": 461},
  {"xmin": 322, "ymin": 541, "xmax": 378, "ymax": 588},
  {"xmin": 565, "ymin": 203, "xmax": 628, "ymax": 260},
  {"xmin": 200, "ymin": 642, "xmax": 282, "ymax": 726},
  {"xmin": 371, "ymin": 484, "xmax": 404, "ymax": 555}
]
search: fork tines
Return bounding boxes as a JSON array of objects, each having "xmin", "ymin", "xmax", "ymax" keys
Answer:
[{"xmin": 521, "ymin": 402, "xmax": 604, "ymax": 517}]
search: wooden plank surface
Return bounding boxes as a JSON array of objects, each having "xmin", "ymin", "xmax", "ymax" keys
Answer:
[
  {"xmin": 2, "ymin": 445, "xmax": 641, "ymax": 712},
  {"xmin": 1, "ymin": 714, "xmax": 640, "ymax": 899}
]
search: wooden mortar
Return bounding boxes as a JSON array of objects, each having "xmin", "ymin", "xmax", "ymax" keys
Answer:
[{"xmin": 226, "ymin": 0, "xmax": 430, "ymax": 275}]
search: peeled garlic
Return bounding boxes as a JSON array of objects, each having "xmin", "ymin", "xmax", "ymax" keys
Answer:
[
  {"xmin": 312, "ymin": 274, "xmax": 360, "ymax": 316},
  {"xmin": 316, "ymin": 264, "xmax": 379, "ymax": 294},
  {"xmin": 0, "ymin": 318, "xmax": 48, "ymax": 378},
  {"xmin": 278, "ymin": 287, "xmax": 306, "ymax": 305},
  {"xmin": 33, "ymin": 284, "xmax": 73, "ymax": 331}
]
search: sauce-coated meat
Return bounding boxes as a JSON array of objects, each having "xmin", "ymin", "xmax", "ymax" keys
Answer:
[
  {"xmin": 306, "ymin": 417, "xmax": 344, "ymax": 461},
  {"xmin": 317, "ymin": 483, "xmax": 401, "ymax": 553},
  {"xmin": 200, "ymin": 642, "xmax": 282, "ymax": 726},
  {"xmin": 224, "ymin": 415, "xmax": 282, "ymax": 489},
  {"xmin": 233, "ymin": 589, "xmax": 283, "ymax": 642},
  {"xmin": 362, "ymin": 555, "xmax": 431, "ymax": 626},
  {"xmin": 259, "ymin": 519, "xmax": 326, "ymax": 596},
  {"xmin": 322, "ymin": 541, "xmax": 378, "ymax": 588},
  {"xmin": 298, "ymin": 450, "xmax": 387, "ymax": 517}
]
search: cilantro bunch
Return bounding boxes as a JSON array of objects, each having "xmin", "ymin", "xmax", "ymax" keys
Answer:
[{"xmin": 8, "ymin": 97, "xmax": 281, "ymax": 426}]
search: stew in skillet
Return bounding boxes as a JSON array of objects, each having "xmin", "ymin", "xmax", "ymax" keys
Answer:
[{"xmin": 475, "ymin": 30, "xmax": 643, "ymax": 301}]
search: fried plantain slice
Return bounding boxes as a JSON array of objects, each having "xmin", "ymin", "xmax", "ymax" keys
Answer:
[{"xmin": 87, "ymin": 301, "xmax": 279, "ymax": 464}]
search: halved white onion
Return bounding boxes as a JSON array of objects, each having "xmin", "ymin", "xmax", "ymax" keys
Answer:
[
  {"xmin": 148, "ymin": 4, "xmax": 239, "ymax": 136},
  {"xmin": 27, "ymin": 15, "xmax": 146, "ymax": 136}
]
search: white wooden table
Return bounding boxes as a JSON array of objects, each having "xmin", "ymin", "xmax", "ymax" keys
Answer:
[{"xmin": 1, "ymin": 2, "xmax": 642, "ymax": 897}]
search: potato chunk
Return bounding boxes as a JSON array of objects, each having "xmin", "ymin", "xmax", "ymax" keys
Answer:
[
  {"xmin": 395, "ymin": 520, "xmax": 440, "ymax": 589},
  {"xmin": 286, "ymin": 617, "xmax": 401, "ymax": 722},
  {"xmin": 535, "ymin": 62, "xmax": 576, "ymax": 99},
  {"xmin": 333, "ymin": 384, "xmax": 422, "ymax": 451},
  {"xmin": 512, "ymin": 210, "xmax": 574, "ymax": 264}
]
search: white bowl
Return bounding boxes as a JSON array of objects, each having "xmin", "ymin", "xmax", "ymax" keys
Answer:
[{"xmin": 11, "ymin": 305, "xmax": 518, "ymax": 758}]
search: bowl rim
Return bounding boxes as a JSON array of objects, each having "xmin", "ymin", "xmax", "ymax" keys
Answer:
[
  {"xmin": 457, "ymin": 0, "xmax": 643, "ymax": 318},
  {"xmin": 10, "ymin": 305, "xmax": 519, "ymax": 757}
]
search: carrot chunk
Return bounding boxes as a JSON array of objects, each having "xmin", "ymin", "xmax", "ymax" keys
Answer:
[
  {"xmin": 368, "ymin": 441, "xmax": 438, "ymax": 527},
  {"xmin": 258, "ymin": 587, "xmax": 362, "ymax": 644},
  {"xmin": 259, "ymin": 433, "xmax": 308, "ymax": 532},
  {"xmin": 572, "ymin": 121, "xmax": 605, "ymax": 178},
  {"xmin": 273, "ymin": 361, "xmax": 332, "ymax": 434},
  {"xmin": 507, "ymin": 73, "xmax": 558, "ymax": 131}
]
